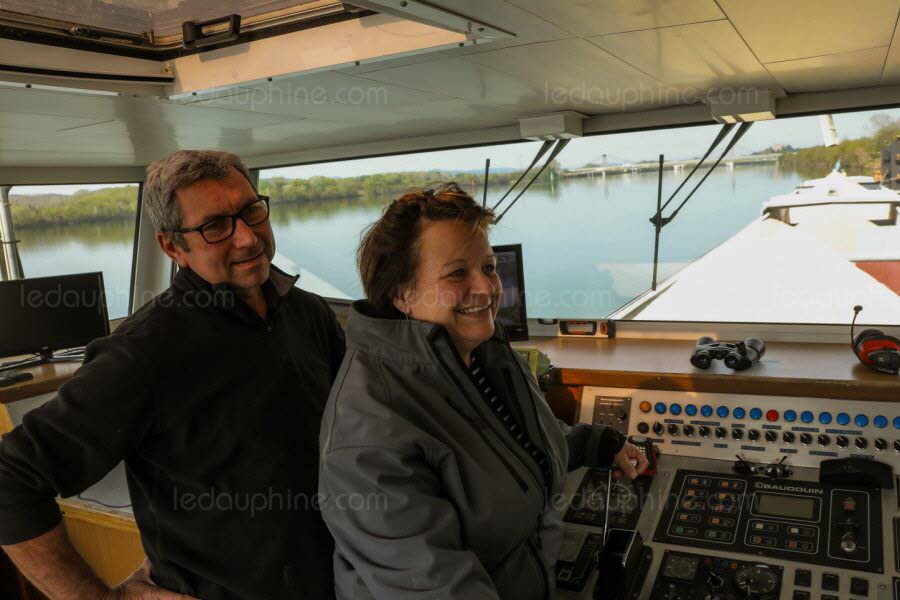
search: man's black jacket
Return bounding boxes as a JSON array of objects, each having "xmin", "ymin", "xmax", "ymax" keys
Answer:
[{"xmin": 0, "ymin": 265, "xmax": 345, "ymax": 599}]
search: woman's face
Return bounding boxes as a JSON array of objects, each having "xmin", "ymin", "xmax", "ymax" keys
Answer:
[{"xmin": 395, "ymin": 219, "xmax": 501, "ymax": 359}]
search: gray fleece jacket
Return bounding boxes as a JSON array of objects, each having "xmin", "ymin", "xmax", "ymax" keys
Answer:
[{"xmin": 319, "ymin": 301, "xmax": 625, "ymax": 600}]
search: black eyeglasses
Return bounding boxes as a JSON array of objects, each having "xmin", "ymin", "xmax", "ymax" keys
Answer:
[{"xmin": 166, "ymin": 195, "xmax": 270, "ymax": 244}]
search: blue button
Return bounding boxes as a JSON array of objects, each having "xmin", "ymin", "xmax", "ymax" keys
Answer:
[
  {"xmin": 855, "ymin": 414, "xmax": 869, "ymax": 428},
  {"xmin": 837, "ymin": 412, "xmax": 850, "ymax": 426},
  {"xmin": 701, "ymin": 405, "xmax": 713, "ymax": 417},
  {"xmin": 655, "ymin": 402, "xmax": 667, "ymax": 414},
  {"xmin": 875, "ymin": 416, "xmax": 888, "ymax": 429},
  {"xmin": 818, "ymin": 412, "xmax": 832, "ymax": 425},
  {"xmin": 784, "ymin": 410, "xmax": 797, "ymax": 422},
  {"xmin": 717, "ymin": 406, "xmax": 729, "ymax": 418},
  {"xmin": 685, "ymin": 404, "xmax": 697, "ymax": 416},
  {"xmin": 800, "ymin": 411, "xmax": 814, "ymax": 423},
  {"xmin": 670, "ymin": 403, "xmax": 682, "ymax": 416},
  {"xmin": 894, "ymin": 416, "xmax": 900, "ymax": 430},
  {"xmin": 733, "ymin": 407, "xmax": 746, "ymax": 419},
  {"xmin": 749, "ymin": 408, "xmax": 762, "ymax": 420}
]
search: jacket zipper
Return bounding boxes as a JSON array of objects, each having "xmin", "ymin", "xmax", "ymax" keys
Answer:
[
  {"xmin": 506, "ymin": 345, "xmax": 560, "ymax": 490},
  {"xmin": 526, "ymin": 536, "xmax": 551, "ymax": 600},
  {"xmin": 431, "ymin": 337, "xmax": 551, "ymax": 496},
  {"xmin": 501, "ymin": 367, "xmax": 549, "ymax": 505},
  {"xmin": 442, "ymin": 395, "xmax": 529, "ymax": 492}
]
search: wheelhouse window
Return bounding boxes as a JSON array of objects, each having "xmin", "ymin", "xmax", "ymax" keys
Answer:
[
  {"xmin": 260, "ymin": 107, "xmax": 899, "ymax": 326},
  {"xmin": 7, "ymin": 183, "xmax": 140, "ymax": 319}
]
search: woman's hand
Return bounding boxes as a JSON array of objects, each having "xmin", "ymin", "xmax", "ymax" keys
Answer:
[{"xmin": 611, "ymin": 442, "xmax": 650, "ymax": 479}]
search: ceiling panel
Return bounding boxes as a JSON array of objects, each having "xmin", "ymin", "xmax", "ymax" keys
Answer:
[
  {"xmin": 462, "ymin": 38, "xmax": 663, "ymax": 113},
  {"xmin": 425, "ymin": 0, "xmax": 572, "ymax": 56},
  {"xmin": 588, "ymin": 20, "xmax": 779, "ymax": 92},
  {"xmin": 183, "ymin": 71, "xmax": 455, "ymax": 122},
  {"xmin": 353, "ymin": 57, "xmax": 545, "ymax": 113},
  {"xmin": 765, "ymin": 47, "xmax": 888, "ymax": 93},
  {"xmin": 506, "ymin": 0, "xmax": 724, "ymax": 37},
  {"xmin": 718, "ymin": 0, "xmax": 899, "ymax": 63}
]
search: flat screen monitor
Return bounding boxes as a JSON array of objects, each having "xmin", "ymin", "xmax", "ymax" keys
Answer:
[
  {"xmin": 0, "ymin": 272, "xmax": 110, "ymax": 359},
  {"xmin": 492, "ymin": 244, "xmax": 528, "ymax": 342}
]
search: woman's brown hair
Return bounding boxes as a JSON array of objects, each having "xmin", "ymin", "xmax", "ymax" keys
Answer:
[{"xmin": 357, "ymin": 182, "xmax": 495, "ymax": 316}]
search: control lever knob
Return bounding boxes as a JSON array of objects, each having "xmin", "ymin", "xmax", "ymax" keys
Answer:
[
  {"xmin": 764, "ymin": 430, "xmax": 777, "ymax": 443},
  {"xmin": 682, "ymin": 424, "xmax": 695, "ymax": 437},
  {"xmin": 731, "ymin": 428, "xmax": 744, "ymax": 440},
  {"xmin": 818, "ymin": 434, "xmax": 831, "ymax": 447},
  {"xmin": 747, "ymin": 429, "xmax": 760, "ymax": 441},
  {"xmin": 699, "ymin": 425, "xmax": 710, "ymax": 438},
  {"xmin": 667, "ymin": 423, "xmax": 679, "ymax": 436},
  {"xmin": 715, "ymin": 427, "xmax": 727, "ymax": 439},
  {"xmin": 854, "ymin": 436, "xmax": 868, "ymax": 450},
  {"xmin": 652, "ymin": 422, "xmax": 664, "ymax": 435},
  {"xmin": 799, "ymin": 433, "xmax": 812, "ymax": 445},
  {"xmin": 836, "ymin": 435, "xmax": 849, "ymax": 449},
  {"xmin": 875, "ymin": 438, "xmax": 887, "ymax": 451}
]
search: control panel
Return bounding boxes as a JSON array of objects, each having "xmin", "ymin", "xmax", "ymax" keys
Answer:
[
  {"xmin": 654, "ymin": 469, "xmax": 883, "ymax": 573},
  {"xmin": 580, "ymin": 387, "xmax": 900, "ymax": 469},
  {"xmin": 650, "ymin": 550, "xmax": 783, "ymax": 600}
]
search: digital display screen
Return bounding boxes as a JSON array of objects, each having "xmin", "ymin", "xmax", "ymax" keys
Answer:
[{"xmin": 756, "ymin": 493, "xmax": 815, "ymax": 520}]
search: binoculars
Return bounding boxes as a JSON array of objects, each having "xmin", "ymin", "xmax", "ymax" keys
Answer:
[{"xmin": 690, "ymin": 336, "xmax": 766, "ymax": 371}]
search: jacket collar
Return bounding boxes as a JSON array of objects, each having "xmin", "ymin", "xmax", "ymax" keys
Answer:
[
  {"xmin": 346, "ymin": 300, "xmax": 508, "ymax": 363},
  {"xmin": 172, "ymin": 263, "xmax": 299, "ymax": 298}
]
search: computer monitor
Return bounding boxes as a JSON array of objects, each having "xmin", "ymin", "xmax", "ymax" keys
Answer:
[
  {"xmin": 0, "ymin": 272, "xmax": 110, "ymax": 359},
  {"xmin": 492, "ymin": 244, "xmax": 529, "ymax": 342}
]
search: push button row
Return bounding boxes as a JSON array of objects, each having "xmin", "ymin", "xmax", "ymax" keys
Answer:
[{"xmin": 638, "ymin": 403, "xmax": 898, "ymax": 429}]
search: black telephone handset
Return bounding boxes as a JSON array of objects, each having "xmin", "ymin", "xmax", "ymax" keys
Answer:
[{"xmin": 819, "ymin": 457, "xmax": 894, "ymax": 489}]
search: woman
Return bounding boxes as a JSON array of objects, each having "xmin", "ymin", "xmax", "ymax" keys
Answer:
[{"xmin": 319, "ymin": 183, "xmax": 648, "ymax": 600}]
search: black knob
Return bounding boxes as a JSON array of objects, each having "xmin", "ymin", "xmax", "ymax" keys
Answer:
[
  {"xmin": 732, "ymin": 428, "xmax": 744, "ymax": 440},
  {"xmin": 617, "ymin": 411, "xmax": 628, "ymax": 422},
  {"xmin": 682, "ymin": 424, "xmax": 695, "ymax": 437},
  {"xmin": 715, "ymin": 427, "xmax": 727, "ymax": 439},
  {"xmin": 818, "ymin": 434, "xmax": 831, "ymax": 447},
  {"xmin": 765, "ymin": 430, "xmax": 777, "ymax": 443},
  {"xmin": 782, "ymin": 431, "xmax": 796, "ymax": 444},
  {"xmin": 637, "ymin": 422, "xmax": 649, "ymax": 434},
  {"xmin": 894, "ymin": 439, "xmax": 900, "ymax": 453},
  {"xmin": 799, "ymin": 433, "xmax": 812, "ymax": 445},
  {"xmin": 855, "ymin": 436, "xmax": 868, "ymax": 450},
  {"xmin": 747, "ymin": 429, "xmax": 760, "ymax": 441},
  {"xmin": 667, "ymin": 423, "xmax": 679, "ymax": 436},
  {"xmin": 836, "ymin": 435, "xmax": 849, "ymax": 448},
  {"xmin": 699, "ymin": 425, "xmax": 710, "ymax": 438},
  {"xmin": 652, "ymin": 422, "xmax": 664, "ymax": 435},
  {"xmin": 875, "ymin": 438, "xmax": 887, "ymax": 451}
]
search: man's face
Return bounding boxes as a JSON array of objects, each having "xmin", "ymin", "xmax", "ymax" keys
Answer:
[{"xmin": 156, "ymin": 167, "xmax": 276, "ymax": 290}]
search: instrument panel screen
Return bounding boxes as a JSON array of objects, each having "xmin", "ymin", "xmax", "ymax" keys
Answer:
[{"xmin": 756, "ymin": 493, "xmax": 816, "ymax": 520}]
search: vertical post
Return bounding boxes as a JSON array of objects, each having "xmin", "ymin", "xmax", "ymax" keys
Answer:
[
  {"xmin": 482, "ymin": 158, "xmax": 490, "ymax": 208},
  {"xmin": 651, "ymin": 154, "xmax": 664, "ymax": 291},
  {"xmin": 0, "ymin": 185, "xmax": 24, "ymax": 281}
]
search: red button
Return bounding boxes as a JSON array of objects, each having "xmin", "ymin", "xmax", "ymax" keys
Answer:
[{"xmin": 766, "ymin": 409, "xmax": 779, "ymax": 422}]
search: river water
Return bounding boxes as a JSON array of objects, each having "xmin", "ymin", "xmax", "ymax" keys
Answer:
[{"xmin": 16, "ymin": 164, "xmax": 803, "ymax": 319}]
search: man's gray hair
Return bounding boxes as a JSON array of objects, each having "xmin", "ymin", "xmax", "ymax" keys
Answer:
[{"xmin": 143, "ymin": 149, "xmax": 255, "ymax": 233}]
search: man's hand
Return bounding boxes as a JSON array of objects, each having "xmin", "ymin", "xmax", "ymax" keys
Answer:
[
  {"xmin": 103, "ymin": 560, "xmax": 198, "ymax": 600},
  {"xmin": 612, "ymin": 442, "xmax": 650, "ymax": 480}
]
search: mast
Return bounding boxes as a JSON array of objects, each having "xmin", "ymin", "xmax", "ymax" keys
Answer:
[
  {"xmin": 819, "ymin": 114, "xmax": 840, "ymax": 147},
  {"xmin": 0, "ymin": 186, "xmax": 24, "ymax": 281}
]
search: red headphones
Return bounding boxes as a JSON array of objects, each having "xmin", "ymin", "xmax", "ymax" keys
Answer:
[{"xmin": 851, "ymin": 306, "xmax": 900, "ymax": 375}]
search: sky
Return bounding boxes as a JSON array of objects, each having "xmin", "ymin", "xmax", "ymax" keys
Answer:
[{"xmin": 11, "ymin": 107, "xmax": 900, "ymax": 196}]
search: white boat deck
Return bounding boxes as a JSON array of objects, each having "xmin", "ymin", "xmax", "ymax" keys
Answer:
[{"xmin": 614, "ymin": 172, "xmax": 900, "ymax": 324}]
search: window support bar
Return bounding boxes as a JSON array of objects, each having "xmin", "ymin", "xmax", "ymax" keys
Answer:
[{"xmin": 0, "ymin": 185, "xmax": 24, "ymax": 281}]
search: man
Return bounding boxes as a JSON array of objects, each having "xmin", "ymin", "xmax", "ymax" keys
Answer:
[{"xmin": 0, "ymin": 150, "xmax": 345, "ymax": 599}]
